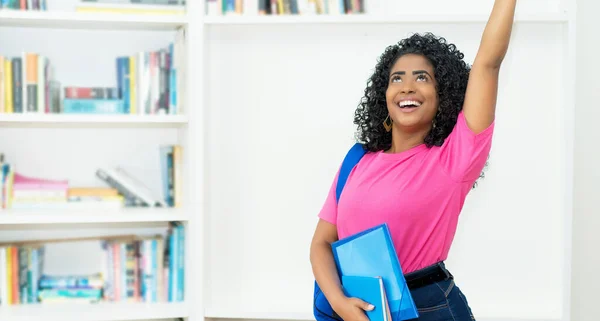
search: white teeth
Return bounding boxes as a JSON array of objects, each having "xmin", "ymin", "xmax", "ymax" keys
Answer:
[{"xmin": 399, "ymin": 100, "xmax": 422, "ymax": 107}]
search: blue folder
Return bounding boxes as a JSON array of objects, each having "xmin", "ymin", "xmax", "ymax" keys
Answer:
[
  {"xmin": 341, "ymin": 275, "xmax": 392, "ymax": 321},
  {"xmin": 331, "ymin": 223, "xmax": 419, "ymax": 321}
]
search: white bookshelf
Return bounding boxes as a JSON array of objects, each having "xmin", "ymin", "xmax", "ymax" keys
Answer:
[
  {"xmin": 0, "ymin": 301, "xmax": 189, "ymax": 321},
  {"xmin": 0, "ymin": 0, "xmax": 201, "ymax": 320}
]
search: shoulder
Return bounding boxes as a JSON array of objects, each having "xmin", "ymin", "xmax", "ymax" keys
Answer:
[{"xmin": 431, "ymin": 111, "xmax": 495, "ymax": 183}]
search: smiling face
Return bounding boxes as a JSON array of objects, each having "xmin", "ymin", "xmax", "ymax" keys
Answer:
[{"xmin": 385, "ymin": 53, "xmax": 439, "ymax": 133}]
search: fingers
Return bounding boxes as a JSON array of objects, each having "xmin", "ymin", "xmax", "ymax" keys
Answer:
[{"xmin": 350, "ymin": 297, "xmax": 375, "ymax": 311}]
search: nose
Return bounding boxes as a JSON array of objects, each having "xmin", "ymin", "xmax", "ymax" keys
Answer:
[{"xmin": 400, "ymin": 81, "xmax": 416, "ymax": 94}]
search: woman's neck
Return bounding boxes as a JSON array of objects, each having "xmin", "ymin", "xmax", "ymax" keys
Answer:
[{"xmin": 386, "ymin": 126, "xmax": 429, "ymax": 153}]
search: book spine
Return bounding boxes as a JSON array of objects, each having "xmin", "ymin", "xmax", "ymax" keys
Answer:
[
  {"xmin": 64, "ymin": 87, "xmax": 119, "ymax": 99},
  {"xmin": 116, "ymin": 57, "xmax": 130, "ymax": 113},
  {"xmin": 95, "ymin": 169, "xmax": 149, "ymax": 207},
  {"xmin": 177, "ymin": 224, "xmax": 184, "ymax": 301},
  {"xmin": 24, "ymin": 53, "xmax": 37, "ymax": 112},
  {"xmin": 129, "ymin": 55, "xmax": 137, "ymax": 114},
  {"xmin": 37, "ymin": 55, "xmax": 45, "ymax": 114},
  {"xmin": 4, "ymin": 59, "xmax": 12, "ymax": 113},
  {"xmin": 27, "ymin": 248, "xmax": 33, "ymax": 303},
  {"xmin": 168, "ymin": 229, "xmax": 176, "ymax": 302},
  {"xmin": 18, "ymin": 247, "xmax": 27, "ymax": 304},
  {"xmin": 158, "ymin": 49, "xmax": 169, "ymax": 114},
  {"xmin": 104, "ymin": 241, "xmax": 114, "ymax": 301},
  {"xmin": 12, "ymin": 58, "xmax": 22, "ymax": 113},
  {"xmin": 150, "ymin": 52, "xmax": 159, "ymax": 114},
  {"xmin": 168, "ymin": 43, "xmax": 177, "ymax": 114},
  {"xmin": 0, "ymin": 56, "xmax": 5, "ymax": 113},
  {"xmin": 0, "ymin": 248, "xmax": 6, "ymax": 305},
  {"xmin": 62, "ymin": 99, "xmax": 125, "ymax": 114}
]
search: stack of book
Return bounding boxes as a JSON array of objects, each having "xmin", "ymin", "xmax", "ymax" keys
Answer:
[
  {"xmin": 0, "ymin": 244, "xmax": 45, "ymax": 305},
  {"xmin": 206, "ymin": 0, "xmax": 365, "ymax": 16},
  {"xmin": 0, "ymin": 164, "xmax": 125, "ymax": 210},
  {"xmin": 66, "ymin": 187, "xmax": 124, "ymax": 210},
  {"xmin": 59, "ymin": 29, "xmax": 184, "ymax": 115},
  {"xmin": 101, "ymin": 224, "xmax": 185, "ymax": 303},
  {"xmin": 0, "ymin": 53, "xmax": 61, "ymax": 114},
  {"xmin": 0, "ymin": 0, "xmax": 48, "ymax": 10},
  {"xmin": 9, "ymin": 173, "xmax": 68, "ymax": 210},
  {"xmin": 0, "ymin": 226, "xmax": 186, "ymax": 305},
  {"xmin": 0, "ymin": 29, "xmax": 185, "ymax": 116},
  {"xmin": 38, "ymin": 274, "xmax": 104, "ymax": 304},
  {"xmin": 0, "ymin": 144, "xmax": 182, "ymax": 210}
]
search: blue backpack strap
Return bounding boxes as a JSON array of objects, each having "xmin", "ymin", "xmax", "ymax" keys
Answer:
[
  {"xmin": 313, "ymin": 143, "xmax": 367, "ymax": 321},
  {"xmin": 335, "ymin": 143, "xmax": 367, "ymax": 203}
]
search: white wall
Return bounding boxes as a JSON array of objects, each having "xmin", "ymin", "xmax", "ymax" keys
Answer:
[
  {"xmin": 204, "ymin": 2, "xmax": 571, "ymax": 321},
  {"xmin": 572, "ymin": 0, "xmax": 600, "ymax": 320}
]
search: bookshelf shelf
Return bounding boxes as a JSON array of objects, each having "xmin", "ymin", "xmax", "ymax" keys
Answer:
[
  {"xmin": 0, "ymin": 301, "xmax": 189, "ymax": 321},
  {"xmin": 202, "ymin": 12, "xmax": 568, "ymax": 25},
  {"xmin": 0, "ymin": 10, "xmax": 188, "ymax": 30},
  {"xmin": 0, "ymin": 208, "xmax": 187, "ymax": 225},
  {"xmin": 0, "ymin": 114, "xmax": 188, "ymax": 128}
]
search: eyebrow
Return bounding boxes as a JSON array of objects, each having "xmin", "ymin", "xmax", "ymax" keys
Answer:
[{"xmin": 390, "ymin": 70, "xmax": 432, "ymax": 77}]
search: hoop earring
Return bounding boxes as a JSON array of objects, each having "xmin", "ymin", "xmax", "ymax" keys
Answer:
[{"xmin": 383, "ymin": 115, "xmax": 393, "ymax": 132}]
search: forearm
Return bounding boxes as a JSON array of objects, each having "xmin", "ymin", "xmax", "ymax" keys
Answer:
[
  {"xmin": 310, "ymin": 240, "xmax": 346, "ymax": 308},
  {"xmin": 475, "ymin": 0, "xmax": 517, "ymax": 68}
]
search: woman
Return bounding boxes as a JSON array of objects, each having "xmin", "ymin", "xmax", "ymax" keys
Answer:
[{"xmin": 309, "ymin": 1, "xmax": 516, "ymax": 320}]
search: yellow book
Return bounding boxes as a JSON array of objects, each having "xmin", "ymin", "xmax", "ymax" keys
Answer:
[
  {"xmin": 0, "ymin": 56, "xmax": 4, "ymax": 113},
  {"xmin": 68, "ymin": 187, "xmax": 119, "ymax": 197},
  {"xmin": 173, "ymin": 145, "xmax": 182, "ymax": 208},
  {"xmin": 4, "ymin": 59, "xmax": 12, "ymax": 113},
  {"xmin": 6, "ymin": 246, "xmax": 12, "ymax": 305},
  {"xmin": 129, "ymin": 55, "xmax": 136, "ymax": 114}
]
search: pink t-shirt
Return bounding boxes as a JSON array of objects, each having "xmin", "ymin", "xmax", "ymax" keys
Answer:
[{"xmin": 318, "ymin": 111, "xmax": 494, "ymax": 274}]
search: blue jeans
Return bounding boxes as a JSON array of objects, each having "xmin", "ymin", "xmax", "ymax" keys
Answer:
[{"xmin": 409, "ymin": 278, "xmax": 475, "ymax": 321}]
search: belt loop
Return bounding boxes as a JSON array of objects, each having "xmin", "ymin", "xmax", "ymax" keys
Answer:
[{"xmin": 438, "ymin": 262, "xmax": 450, "ymax": 279}]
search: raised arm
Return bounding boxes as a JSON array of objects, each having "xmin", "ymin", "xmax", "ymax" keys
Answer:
[{"xmin": 462, "ymin": 0, "xmax": 517, "ymax": 133}]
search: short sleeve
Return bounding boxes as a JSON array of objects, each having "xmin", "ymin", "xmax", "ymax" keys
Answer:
[
  {"xmin": 438, "ymin": 111, "xmax": 495, "ymax": 183},
  {"xmin": 317, "ymin": 169, "xmax": 340, "ymax": 225}
]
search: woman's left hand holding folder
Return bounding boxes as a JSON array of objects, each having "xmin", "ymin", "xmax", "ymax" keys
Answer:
[
  {"xmin": 310, "ymin": 219, "xmax": 374, "ymax": 321},
  {"xmin": 332, "ymin": 296, "xmax": 375, "ymax": 321}
]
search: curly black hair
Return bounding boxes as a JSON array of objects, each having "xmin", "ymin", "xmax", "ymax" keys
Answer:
[
  {"xmin": 353, "ymin": 32, "xmax": 488, "ymax": 186},
  {"xmin": 353, "ymin": 32, "xmax": 471, "ymax": 152}
]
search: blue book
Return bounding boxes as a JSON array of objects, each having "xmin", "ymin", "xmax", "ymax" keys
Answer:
[
  {"xmin": 342, "ymin": 275, "xmax": 392, "ymax": 321},
  {"xmin": 62, "ymin": 99, "xmax": 125, "ymax": 114},
  {"xmin": 331, "ymin": 223, "xmax": 419, "ymax": 321}
]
